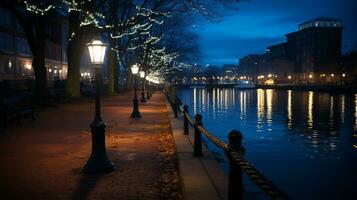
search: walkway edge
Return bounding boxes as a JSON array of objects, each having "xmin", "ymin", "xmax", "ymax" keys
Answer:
[{"xmin": 166, "ymin": 101, "xmax": 228, "ymax": 200}]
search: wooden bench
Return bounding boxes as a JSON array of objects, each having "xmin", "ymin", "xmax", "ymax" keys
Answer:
[{"xmin": 1, "ymin": 94, "xmax": 35, "ymax": 128}]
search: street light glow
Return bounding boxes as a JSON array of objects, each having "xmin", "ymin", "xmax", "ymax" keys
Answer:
[
  {"xmin": 87, "ymin": 39, "xmax": 107, "ymax": 65},
  {"xmin": 139, "ymin": 70, "xmax": 145, "ymax": 78},
  {"xmin": 131, "ymin": 64, "xmax": 139, "ymax": 75}
]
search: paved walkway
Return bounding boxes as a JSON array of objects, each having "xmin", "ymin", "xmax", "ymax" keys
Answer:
[{"xmin": 0, "ymin": 92, "xmax": 182, "ymax": 200}]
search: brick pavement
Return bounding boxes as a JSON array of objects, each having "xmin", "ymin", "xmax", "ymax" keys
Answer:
[{"xmin": 0, "ymin": 92, "xmax": 182, "ymax": 200}]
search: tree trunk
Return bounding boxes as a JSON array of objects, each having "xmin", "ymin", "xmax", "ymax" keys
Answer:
[
  {"xmin": 126, "ymin": 65, "xmax": 132, "ymax": 91},
  {"xmin": 66, "ymin": 38, "xmax": 85, "ymax": 98},
  {"xmin": 31, "ymin": 17, "xmax": 48, "ymax": 105},
  {"xmin": 107, "ymin": 39, "xmax": 116, "ymax": 95},
  {"xmin": 114, "ymin": 57, "xmax": 120, "ymax": 93},
  {"xmin": 32, "ymin": 51, "xmax": 48, "ymax": 104}
]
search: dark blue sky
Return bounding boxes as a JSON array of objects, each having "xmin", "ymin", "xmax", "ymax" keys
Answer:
[{"xmin": 195, "ymin": 0, "xmax": 357, "ymax": 66}]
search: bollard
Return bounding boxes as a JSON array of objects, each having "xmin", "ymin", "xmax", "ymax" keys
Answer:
[
  {"xmin": 227, "ymin": 130, "xmax": 245, "ymax": 200},
  {"xmin": 183, "ymin": 105, "xmax": 189, "ymax": 135},
  {"xmin": 193, "ymin": 114, "xmax": 203, "ymax": 157}
]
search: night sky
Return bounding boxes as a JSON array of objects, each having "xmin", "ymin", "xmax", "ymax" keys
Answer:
[{"xmin": 196, "ymin": 0, "xmax": 357, "ymax": 66}]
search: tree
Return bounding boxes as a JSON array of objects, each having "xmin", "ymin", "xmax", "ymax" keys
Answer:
[
  {"xmin": 13, "ymin": 0, "xmax": 242, "ymax": 98},
  {"xmin": 1, "ymin": 0, "xmax": 56, "ymax": 104}
]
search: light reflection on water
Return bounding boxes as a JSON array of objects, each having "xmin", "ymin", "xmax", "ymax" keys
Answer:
[{"xmin": 178, "ymin": 88, "xmax": 357, "ymax": 200}]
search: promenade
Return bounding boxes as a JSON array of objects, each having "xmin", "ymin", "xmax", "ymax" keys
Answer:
[{"xmin": 0, "ymin": 92, "xmax": 182, "ymax": 200}]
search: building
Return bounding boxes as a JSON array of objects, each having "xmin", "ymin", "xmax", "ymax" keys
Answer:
[
  {"xmin": 286, "ymin": 17, "xmax": 343, "ymax": 83},
  {"xmin": 264, "ymin": 43, "xmax": 294, "ymax": 83},
  {"xmin": 237, "ymin": 17, "xmax": 344, "ymax": 85},
  {"xmin": 238, "ymin": 54, "xmax": 260, "ymax": 79},
  {"xmin": 0, "ymin": 5, "xmax": 68, "ymax": 82}
]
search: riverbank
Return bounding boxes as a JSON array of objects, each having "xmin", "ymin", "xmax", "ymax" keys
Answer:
[
  {"xmin": 0, "ymin": 92, "xmax": 182, "ymax": 199},
  {"xmin": 174, "ymin": 84, "xmax": 357, "ymax": 94},
  {"xmin": 256, "ymin": 84, "xmax": 357, "ymax": 94}
]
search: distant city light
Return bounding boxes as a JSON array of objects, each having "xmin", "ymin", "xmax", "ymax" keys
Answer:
[
  {"xmin": 342, "ymin": 73, "xmax": 346, "ymax": 77},
  {"xmin": 288, "ymin": 75, "xmax": 292, "ymax": 79},
  {"xmin": 265, "ymin": 79, "xmax": 274, "ymax": 85},
  {"xmin": 309, "ymin": 74, "xmax": 313, "ymax": 79},
  {"xmin": 268, "ymin": 74, "xmax": 272, "ymax": 78},
  {"xmin": 331, "ymin": 73, "xmax": 335, "ymax": 77},
  {"xmin": 48, "ymin": 69, "xmax": 52, "ymax": 73}
]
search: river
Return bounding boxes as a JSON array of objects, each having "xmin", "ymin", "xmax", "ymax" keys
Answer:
[{"xmin": 177, "ymin": 88, "xmax": 357, "ymax": 200}]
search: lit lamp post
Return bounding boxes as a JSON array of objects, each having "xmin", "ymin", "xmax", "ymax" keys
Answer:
[
  {"xmin": 131, "ymin": 64, "xmax": 141, "ymax": 118},
  {"xmin": 139, "ymin": 70, "xmax": 146, "ymax": 103},
  {"xmin": 83, "ymin": 39, "xmax": 114, "ymax": 174}
]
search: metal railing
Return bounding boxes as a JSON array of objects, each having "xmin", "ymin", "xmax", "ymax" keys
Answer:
[{"xmin": 166, "ymin": 91, "xmax": 291, "ymax": 200}]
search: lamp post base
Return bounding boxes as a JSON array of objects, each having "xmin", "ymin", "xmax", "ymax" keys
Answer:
[
  {"xmin": 83, "ymin": 121, "xmax": 115, "ymax": 174},
  {"xmin": 147, "ymin": 91, "xmax": 150, "ymax": 99},
  {"xmin": 131, "ymin": 99, "xmax": 141, "ymax": 118}
]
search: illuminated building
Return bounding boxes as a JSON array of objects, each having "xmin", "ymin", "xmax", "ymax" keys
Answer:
[{"xmin": 286, "ymin": 17, "xmax": 343, "ymax": 82}]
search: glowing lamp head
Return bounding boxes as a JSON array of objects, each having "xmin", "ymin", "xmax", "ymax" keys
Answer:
[
  {"xmin": 131, "ymin": 64, "xmax": 139, "ymax": 75},
  {"xmin": 139, "ymin": 71, "xmax": 145, "ymax": 78},
  {"xmin": 87, "ymin": 39, "xmax": 107, "ymax": 65}
]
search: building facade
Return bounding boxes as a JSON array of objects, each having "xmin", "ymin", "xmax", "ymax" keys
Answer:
[
  {"xmin": 0, "ymin": 5, "xmax": 68, "ymax": 82},
  {"xmin": 286, "ymin": 17, "xmax": 343, "ymax": 83},
  {"xmin": 237, "ymin": 17, "xmax": 344, "ymax": 85}
]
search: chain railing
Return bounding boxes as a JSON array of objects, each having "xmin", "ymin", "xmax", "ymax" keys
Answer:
[{"xmin": 166, "ymin": 91, "xmax": 292, "ymax": 200}]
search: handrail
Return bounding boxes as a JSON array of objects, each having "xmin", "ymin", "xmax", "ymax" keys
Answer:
[
  {"xmin": 198, "ymin": 125, "xmax": 229, "ymax": 151},
  {"xmin": 184, "ymin": 112, "xmax": 194, "ymax": 126},
  {"xmin": 165, "ymin": 90, "xmax": 292, "ymax": 200}
]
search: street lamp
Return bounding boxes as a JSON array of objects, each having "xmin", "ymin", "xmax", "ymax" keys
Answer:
[
  {"xmin": 131, "ymin": 64, "xmax": 141, "ymax": 118},
  {"xmin": 83, "ymin": 39, "xmax": 114, "ymax": 174},
  {"xmin": 139, "ymin": 70, "xmax": 146, "ymax": 103}
]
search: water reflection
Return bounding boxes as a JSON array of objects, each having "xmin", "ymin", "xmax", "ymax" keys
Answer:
[
  {"xmin": 178, "ymin": 88, "xmax": 357, "ymax": 200},
  {"xmin": 287, "ymin": 90, "xmax": 292, "ymax": 129},
  {"xmin": 224, "ymin": 89, "xmax": 228, "ymax": 110},
  {"xmin": 179, "ymin": 88, "xmax": 356, "ymax": 153},
  {"xmin": 202, "ymin": 89, "xmax": 205, "ymax": 112},
  {"xmin": 329, "ymin": 96, "xmax": 334, "ymax": 125},
  {"xmin": 266, "ymin": 89, "xmax": 273, "ymax": 128},
  {"xmin": 340, "ymin": 95, "xmax": 345, "ymax": 123},
  {"xmin": 240, "ymin": 91, "xmax": 247, "ymax": 120},
  {"xmin": 212, "ymin": 89, "xmax": 216, "ymax": 119},
  {"xmin": 307, "ymin": 91, "xmax": 314, "ymax": 129},
  {"xmin": 257, "ymin": 89, "xmax": 265, "ymax": 132},
  {"xmin": 193, "ymin": 88, "xmax": 197, "ymax": 114},
  {"xmin": 355, "ymin": 94, "xmax": 357, "ymax": 131}
]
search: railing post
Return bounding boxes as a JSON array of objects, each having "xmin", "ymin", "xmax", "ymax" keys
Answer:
[
  {"xmin": 183, "ymin": 105, "xmax": 189, "ymax": 135},
  {"xmin": 227, "ymin": 130, "xmax": 245, "ymax": 200},
  {"xmin": 193, "ymin": 114, "xmax": 203, "ymax": 157}
]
